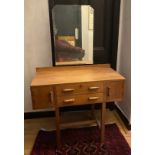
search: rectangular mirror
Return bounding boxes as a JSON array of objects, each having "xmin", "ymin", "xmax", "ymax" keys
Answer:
[{"xmin": 52, "ymin": 5, "xmax": 94, "ymax": 65}]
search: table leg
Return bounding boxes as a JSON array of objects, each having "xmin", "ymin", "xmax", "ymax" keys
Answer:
[
  {"xmin": 91, "ymin": 104, "xmax": 95, "ymax": 118},
  {"xmin": 101, "ymin": 102, "xmax": 106, "ymax": 143},
  {"xmin": 55, "ymin": 107, "xmax": 61, "ymax": 147}
]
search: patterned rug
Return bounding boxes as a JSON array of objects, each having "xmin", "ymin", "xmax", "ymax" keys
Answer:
[{"xmin": 31, "ymin": 124, "xmax": 131, "ymax": 155}]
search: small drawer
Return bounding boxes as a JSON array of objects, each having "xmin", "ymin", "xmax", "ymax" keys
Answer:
[
  {"xmin": 55, "ymin": 82, "xmax": 103, "ymax": 96},
  {"xmin": 56, "ymin": 93, "xmax": 104, "ymax": 107}
]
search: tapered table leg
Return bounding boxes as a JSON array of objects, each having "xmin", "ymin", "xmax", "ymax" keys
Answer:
[
  {"xmin": 101, "ymin": 102, "xmax": 106, "ymax": 143},
  {"xmin": 55, "ymin": 107, "xmax": 61, "ymax": 147}
]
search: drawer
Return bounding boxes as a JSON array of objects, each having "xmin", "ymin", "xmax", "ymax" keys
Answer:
[
  {"xmin": 55, "ymin": 82, "xmax": 103, "ymax": 96},
  {"xmin": 56, "ymin": 93, "xmax": 104, "ymax": 107}
]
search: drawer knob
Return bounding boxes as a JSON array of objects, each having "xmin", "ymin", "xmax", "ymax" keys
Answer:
[
  {"xmin": 63, "ymin": 88, "xmax": 74, "ymax": 92},
  {"xmin": 106, "ymin": 87, "xmax": 110, "ymax": 96},
  {"xmin": 50, "ymin": 91, "xmax": 54, "ymax": 103},
  {"xmin": 63, "ymin": 99, "xmax": 75, "ymax": 103},
  {"xmin": 88, "ymin": 97, "xmax": 99, "ymax": 100},
  {"xmin": 88, "ymin": 86, "xmax": 99, "ymax": 90}
]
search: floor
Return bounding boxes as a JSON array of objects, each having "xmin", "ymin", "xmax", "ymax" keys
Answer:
[{"xmin": 24, "ymin": 109, "xmax": 131, "ymax": 155}]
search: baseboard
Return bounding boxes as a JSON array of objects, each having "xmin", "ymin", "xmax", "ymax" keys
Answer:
[
  {"xmin": 24, "ymin": 104, "xmax": 100, "ymax": 119},
  {"xmin": 24, "ymin": 103, "xmax": 113, "ymax": 119},
  {"xmin": 113, "ymin": 104, "xmax": 131, "ymax": 130},
  {"xmin": 24, "ymin": 103, "xmax": 131, "ymax": 130},
  {"xmin": 103, "ymin": 102, "xmax": 131, "ymax": 130},
  {"xmin": 24, "ymin": 111, "xmax": 55, "ymax": 119}
]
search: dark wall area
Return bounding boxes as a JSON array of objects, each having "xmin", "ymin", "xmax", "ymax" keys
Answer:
[{"xmin": 53, "ymin": 5, "xmax": 82, "ymax": 47}]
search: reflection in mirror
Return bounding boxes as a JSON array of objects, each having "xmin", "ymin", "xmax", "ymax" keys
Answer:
[{"xmin": 52, "ymin": 5, "xmax": 94, "ymax": 65}]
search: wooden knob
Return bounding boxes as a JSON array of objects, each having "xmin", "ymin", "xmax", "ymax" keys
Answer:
[
  {"xmin": 88, "ymin": 97, "xmax": 99, "ymax": 100},
  {"xmin": 50, "ymin": 91, "xmax": 54, "ymax": 103},
  {"xmin": 63, "ymin": 99, "xmax": 75, "ymax": 103},
  {"xmin": 62, "ymin": 88, "xmax": 74, "ymax": 92},
  {"xmin": 88, "ymin": 86, "xmax": 99, "ymax": 90},
  {"xmin": 106, "ymin": 87, "xmax": 110, "ymax": 96}
]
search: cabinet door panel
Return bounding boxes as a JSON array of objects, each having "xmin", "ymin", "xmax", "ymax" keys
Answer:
[
  {"xmin": 31, "ymin": 86, "xmax": 53, "ymax": 109},
  {"xmin": 104, "ymin": 80, "xmax": 124, "ymax": 102}
]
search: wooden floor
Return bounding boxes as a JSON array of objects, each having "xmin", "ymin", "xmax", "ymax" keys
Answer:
[{"xmin": 24, "ymin": 109, "xmax": 131, "ymax": 155}]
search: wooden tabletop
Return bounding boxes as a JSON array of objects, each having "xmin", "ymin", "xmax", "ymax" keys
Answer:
[{"xmin": 31, "ymin": 64, "xmax": 125, "ymax": 86}]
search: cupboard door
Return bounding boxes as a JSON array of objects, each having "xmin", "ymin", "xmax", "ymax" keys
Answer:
[
  {"xmin": 104, "ymin": 80, "xmax": 124, "ymax": 102},
  {"xmin": 31, "ymin": 86, "xmax": 54, "ymax": 109}
]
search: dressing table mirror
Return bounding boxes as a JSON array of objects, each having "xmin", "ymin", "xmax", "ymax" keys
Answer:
[
  {"xmin": 30, "ymin": 0, "xmax": 125, "ymax": 147},
  {"xmin": 52, "ymin": 5, "xmax": 94, "ymax": 65},
  {"xmin": 48, "ymin": 0, "xmax": 121, "ymax": 67},
  {"xmin": 50, "ymin": 3, "xmax": 94, "ymax": 66}
]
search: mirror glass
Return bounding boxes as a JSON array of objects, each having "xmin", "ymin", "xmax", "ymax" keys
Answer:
[{"xmin": 52, "ymin": 5, "xmax": 94, "ymax": 65}]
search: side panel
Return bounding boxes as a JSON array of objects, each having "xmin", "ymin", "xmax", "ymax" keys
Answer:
[
  {"xmin": 31, "ymin": 86, "xmax": 54, "ymax": 109},
  {"xmin": 104, "ymin": 80, "xmax": 124, "ymax": 102}
]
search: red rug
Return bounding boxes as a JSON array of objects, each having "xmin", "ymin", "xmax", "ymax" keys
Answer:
[{"xmin": 31, "ymin": 124, "xmax": 131, "ymax": 155}]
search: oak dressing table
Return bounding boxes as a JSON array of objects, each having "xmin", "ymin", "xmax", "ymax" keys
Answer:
[{"xmin": 30, "ymin": 64, "xmax": 125, "ymax": 147}]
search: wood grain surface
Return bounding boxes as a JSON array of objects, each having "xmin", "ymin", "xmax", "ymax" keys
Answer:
[{"xmin": 31, "ymin": 64, "xmax": 125, "ymax": 86}]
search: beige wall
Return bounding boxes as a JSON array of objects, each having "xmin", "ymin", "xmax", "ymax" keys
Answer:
[
  {"xmin": 24, "ymin": 0, "xmax": 131, "ymax": 115},
  {"xmin": 116, "ymin": 0, "xmax": 131, "ymax": 122},
  {"xmin": 24, "ymin": 0, "xmax": 52, "ymax": 112}
]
